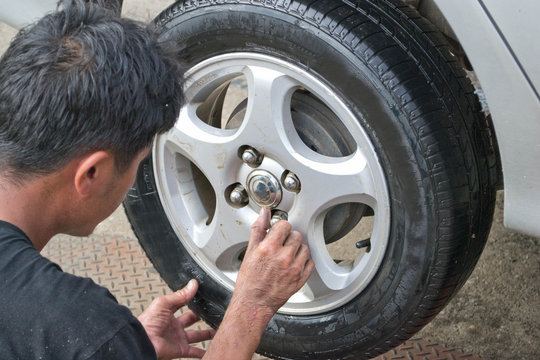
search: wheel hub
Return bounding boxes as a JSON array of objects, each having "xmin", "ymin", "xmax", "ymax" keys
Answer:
[{"xmin": 247, "ymin": 170, "xmax": 282, "ymax": 208}]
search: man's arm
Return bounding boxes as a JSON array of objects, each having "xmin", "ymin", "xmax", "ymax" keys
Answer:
[{"xmin": 204, "ymin": 206, "xmax": 314, "ymax": 359}]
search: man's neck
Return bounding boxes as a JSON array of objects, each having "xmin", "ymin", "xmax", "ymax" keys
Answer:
[{"xmin": 0, "ymin": 176, "xmax": 65, "ymax": 251}]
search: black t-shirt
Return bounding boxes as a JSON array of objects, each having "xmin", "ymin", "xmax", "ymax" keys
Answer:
[{"xmin": 0, "ymin": 221, "xmax": 157, "ymax": 359}]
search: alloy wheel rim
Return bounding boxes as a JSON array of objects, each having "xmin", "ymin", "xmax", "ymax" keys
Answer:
[{"xmin": 153, "ymin": 53, "xmax": 390, "ymax": 315}]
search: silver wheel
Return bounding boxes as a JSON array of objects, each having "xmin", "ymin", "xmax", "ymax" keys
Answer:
[{"xmin": 153, "ymin": 53, "xmax": 390, "ymax": 315}]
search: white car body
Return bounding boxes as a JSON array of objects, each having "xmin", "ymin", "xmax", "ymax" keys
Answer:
[
  {"xmin": 0, "ymin": 0, "xmax": 57, "ymax": 29},
  {"xmin": 1, "ymin": 0, "xmax": 539, "ymax": 236}
]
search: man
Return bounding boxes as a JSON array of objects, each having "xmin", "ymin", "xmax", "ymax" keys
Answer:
[{"xmin": 0, "ymin": 1, "xmax": 314, "ymax": 359}]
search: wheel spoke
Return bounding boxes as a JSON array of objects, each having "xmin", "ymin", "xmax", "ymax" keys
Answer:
[
  {"xmin": 160, "ymin": 104, "xmax": 240, "ymax": 193},
  {"xmin": 307, "ymin": 249, "xmax": 355, "ymax": 291},
  {"xmin": 192, "ymin": 200, "xmax": 255, "ymax": 271},
  {"xmin": 284, "ymin": 150, "xmax": 382, "ymax": 290},
  {"xmin": 293, "ymin": 150, "xmax": 379, "ymax": 216},
  {"xmin": 299, "ymin": 268, "xmax": 336, "ymax": 300},
  {"xmin": 289, "ymin": 214, "xmax": 357, "ymax": 291},
  {"xmin": 233, "ymin": 65, "xmax": 301, "ymax": 156}
]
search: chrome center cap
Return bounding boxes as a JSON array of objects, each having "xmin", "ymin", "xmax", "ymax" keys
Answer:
[{"xmin": 247, "ymin": 170, "xmax": 282, "ymax": 208}]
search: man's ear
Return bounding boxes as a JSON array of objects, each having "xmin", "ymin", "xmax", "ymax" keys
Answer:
[{"xmin": 74, "ymin": 151, "xmax": 115, "ymax": 196}]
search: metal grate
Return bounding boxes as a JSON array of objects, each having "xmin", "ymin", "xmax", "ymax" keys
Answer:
[
  {"xmin": 42, "ymin": 235, "xmax": 483, "ymax": 360},
  {"xmin": 374, "ymin": 338, "xmax": 484, "ymax": 360}
]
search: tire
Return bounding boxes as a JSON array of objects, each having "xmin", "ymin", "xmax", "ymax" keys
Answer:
[{"xmin": 123, "ymin": 0, "xmax": 498, "ymax": 358}]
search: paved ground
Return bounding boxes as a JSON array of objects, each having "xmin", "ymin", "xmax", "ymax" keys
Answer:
[{"xmin": 1, "ymin": 1, "xmax": 539, "ymax": 359}]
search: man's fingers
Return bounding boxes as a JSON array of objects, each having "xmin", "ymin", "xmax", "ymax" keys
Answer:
[
  {"xmin": 283, "ymin": 230, "xmax": 303, "ymax": 254},
  {"xmin": 301, "ymin": 258, "xmax": 315, "ymax": 284},
  {"xmin": 265, "ymin": 219, "xmax": 292, "ymax": 246},
  {"xmin": 183, "ymin": 345, "xmax": 206, "ymax": 359},
  {"xmin": 178, "ymin": 311, "xmax": 200, "ymax": 328},
  {"xmin": 294, "ymin": 242, "xmax": 310, "ymax": 262},
  {"xmin": 247, "ymin": 206, "xmax": 270, "ymax": 251},
  {"xmin": 186, "ymin": 328, "xmax": 216, "ymax": 344},
  {"xmin": 293, "ymin": 244, "xmax": 314, "ymax": 285}
]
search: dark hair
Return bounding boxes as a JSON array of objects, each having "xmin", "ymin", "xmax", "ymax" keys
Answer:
[{"xmin": 0, "ymin": 0, "xmax": 182, "ymax": 182}]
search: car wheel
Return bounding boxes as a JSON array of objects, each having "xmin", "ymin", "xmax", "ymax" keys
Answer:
[{"xmin": 124, "ymin": 0, "xmax": 498, "ymax": 358}]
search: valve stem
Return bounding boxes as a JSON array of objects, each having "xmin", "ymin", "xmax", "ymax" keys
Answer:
[{"xmin": 356, "ymin": 239, "xmax": 371, "ymax": 250}]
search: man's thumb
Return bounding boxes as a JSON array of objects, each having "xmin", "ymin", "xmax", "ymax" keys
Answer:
[
  {"xmin": 247, "ymin": 206, "xmax": 270, "ymax": 251},
  {"xmin": 168, "ymin": 279, "xmax": 198, "ymax": 310}
]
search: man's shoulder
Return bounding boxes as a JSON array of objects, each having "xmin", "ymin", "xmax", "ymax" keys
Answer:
[
  {"xmin": 0, "ymin": 219, "xmax": 32, "ymax": 246},
  {"xmin": 0, "ymin": 221, "xmax": 154, "ymax": 359}
]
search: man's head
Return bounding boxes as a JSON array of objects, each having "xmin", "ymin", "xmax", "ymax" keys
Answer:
[{"xmin": 0, "ymin": 0, "xmax": 182, "ymax": 183}]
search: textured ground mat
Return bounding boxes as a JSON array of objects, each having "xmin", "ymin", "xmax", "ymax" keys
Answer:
[{"xmin": 42, "ymin": 235, "xmax": 483, "ymax": 360}]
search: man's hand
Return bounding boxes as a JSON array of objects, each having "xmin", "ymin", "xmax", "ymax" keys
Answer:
[
  {"xmin": 204, "ymin": 207, "xmax": 314, "ymax": 360},
  {"xmin": 138, "ymin": 279, "xmax": 215, "ymax": 360},
  {"xmin": 233, "ymin": 206, "xmax": 315, "ymax": 314}
]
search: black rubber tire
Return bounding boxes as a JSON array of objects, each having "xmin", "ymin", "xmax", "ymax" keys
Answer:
[{"xmin": 124, "ymin": 0, "xmax": 499, "ymax": 358}]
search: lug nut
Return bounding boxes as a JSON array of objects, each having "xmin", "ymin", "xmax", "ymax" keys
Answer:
[
  {"xmin": 283, "ymin": 172, "xmax": 301, "ymax": 192},
  {"xmin": 242, "ymin": 147, "xmax": 262, "ymax": 167},
  {"xmin": 229, "ymin": 185, "xmax": 248, "ymax": 206},
  {"xmin": 270, "ymin": 210, "xmax": 288, "ymax": 227}
]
